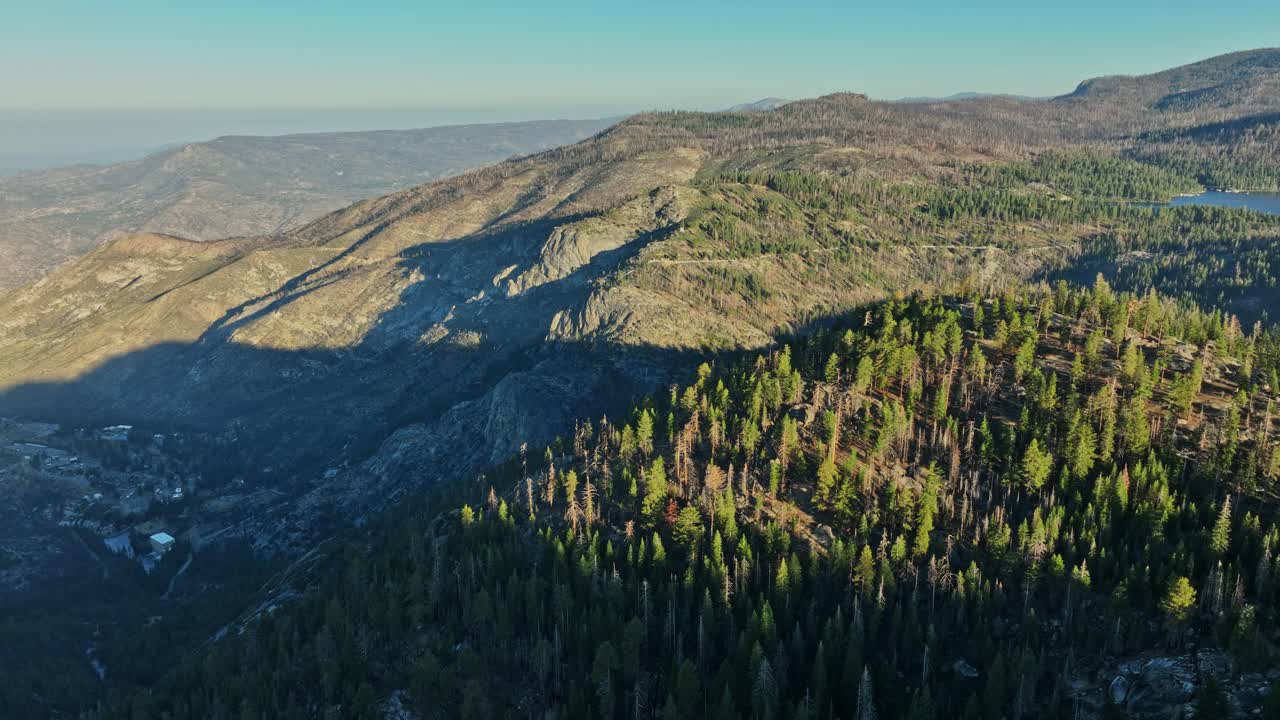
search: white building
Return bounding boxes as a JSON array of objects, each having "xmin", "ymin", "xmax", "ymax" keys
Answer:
[
  {"xmin": 149, "ymin": 532, "xmax": 176, "ymax": 555},
  {"xmin": 100, "ymin": 425, "xmax": 133, "ymax": 442}
]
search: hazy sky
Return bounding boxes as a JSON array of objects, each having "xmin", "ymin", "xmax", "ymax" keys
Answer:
[{"xmin": 1, "ymin": 0, "xmax": 1277, "ymax": 169}]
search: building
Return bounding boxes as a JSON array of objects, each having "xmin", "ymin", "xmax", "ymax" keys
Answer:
[
  {"xmin": 99, "ymin": 425, "xmax": 133, "ymax": 442},
  {"xmin": 149, "ymin": 532, "xmax": 176, "ymax": 555}
]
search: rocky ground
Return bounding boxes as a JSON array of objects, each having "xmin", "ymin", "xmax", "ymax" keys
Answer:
[{"xmin": 1079, "ymin": 649, "xmax": 1280, "ymax": 718}]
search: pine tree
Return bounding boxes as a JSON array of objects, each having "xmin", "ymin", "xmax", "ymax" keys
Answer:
[
  {"xmin": 1161, "ymin": 576, "xmax": 1197, "ymax": 637},
  {"xmin": 753, "ymin": 658, "xmax": 779, "ymax": 720},
  {"xmin": 715, "ymin": 685, "xmax": 736, "ymax": 720},
  {"xmin": 1021, "ymin": 439, "xmax": 1053, "ymax": 492},
  {"xmin": 854, "ymin": 356, "xmax": 874, "ymax": 394},
  {"xmin": 931, "ymin": 379, "xmax": 951, "ymax": 422},
  {"xmin": 825, "ymin": 353, "xmax": 841, "ymax": 384},
  {"xmin": 1210, "ymin": 497, "xmax": 1232, "ymax": 556},
  {"xmin": 913, "ymin": 465, "xmax": 941, "ymax": 557},
  {"xmin": 638, "ymin": 410, "xmax": 655, "ymax": 456},
  {"xmin": 856, "ymin": 667, "xmax": 876, "ymax": 720},
  {"xmin": 907, "ymin": 686, "xmax": 934, "ymax": 720},
  {"xmin": 1194, "ymin": 675, "xmax": 1230, "ymax": 720},
  {"xmin": 641, "ymin": 457, "xmax": 668, "ymax": 526},
  {"xmin": 1014, "ymin": 336, "xmax": 1037, "ymax": 382},
  {"xmin": 1120, "ymin": 393, "xmax": 1150, "ymax": 458},
  {"xmin": 855, "ymin": 545, "xmax": 876, "ymax": 595},
  {"xmin": 1066, "ymin": 410, "xmax": 1097, "ymax": 481},
  {"xmin": 810, "ymin": 642, "xmax": 829, "ymax": 716},
  {"xmin": 592, "ymin": 641, "xmax": 618, "ymax": 718},
  {"xmin": 675, "ymin": 505, "xmax": 703, "ymax": 549}
]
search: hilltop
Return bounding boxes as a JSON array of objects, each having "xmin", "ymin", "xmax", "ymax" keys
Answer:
[
  {"xmin": 0, "ymin": 117, "xmax": 616, "ymax": 287},
  {"xmin": 1066, "ymin": 48, "xmax": 1280, "ymax": 113}
]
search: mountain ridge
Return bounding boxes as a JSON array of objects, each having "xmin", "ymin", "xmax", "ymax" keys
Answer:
[
  {"xmin": 5, "ymin": 49, "xmax": 1280, "ymax": 464},
  {"xmin": 1063, "ymin": 47, "xmax": 1280, "ymax": 111},
  {"xmin": 0, "ymin": 117, "xmax": 617, "ymax": 287}
]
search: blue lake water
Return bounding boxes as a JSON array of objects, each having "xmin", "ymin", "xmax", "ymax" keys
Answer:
[{"xmin": 1145, "ymin": 190, "xmax": 1280, "ymax": 215}]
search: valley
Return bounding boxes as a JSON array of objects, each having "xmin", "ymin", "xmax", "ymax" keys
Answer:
[{"xmin": 1, "ymin": 47, "xmax": 1280, "ymax": 719}]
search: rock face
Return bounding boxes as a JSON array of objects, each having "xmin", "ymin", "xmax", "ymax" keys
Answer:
[
  {"xmin": 1087, "ymin": 650, "xmax": 1280, "ymax": 719},
  {"xmin": 505, "ymin": 186, "xmax": 691, "ymax": 297},
  {"xmin": 1127, "ymin": 655, "xmax": 1198, "ymax": 712}
]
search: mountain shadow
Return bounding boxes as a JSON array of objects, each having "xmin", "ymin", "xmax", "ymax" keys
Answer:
[{"xmin": 0, "ymin": 212, "xmax": 695, "ymax": 484}]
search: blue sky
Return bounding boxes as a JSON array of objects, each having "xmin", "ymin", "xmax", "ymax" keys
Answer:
[
  {"xmin": 4, "ymin": 0, "xmax": 1277, "ymax": 111},
  {"xmin": 0, "ymin": 1, "xmax": 1276, "ymax": 170}
]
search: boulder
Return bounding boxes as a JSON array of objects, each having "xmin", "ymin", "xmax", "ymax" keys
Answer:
[
  {"xmin": 1137, "ymin": 656, "xmax": 1196, "ymax": 707},
  {"xmin": 953, "ymin": 658, "xmax": 979, "ymax": 679},
  {"xmin": 1109, "ymin": 675, "xmax": 1131, "ymax": 705}
]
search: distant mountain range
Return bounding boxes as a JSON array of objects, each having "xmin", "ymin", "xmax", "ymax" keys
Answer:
[
  {"xmin": 0, "ymin": 146, "xmax": 171, "ymax": 176},
  {"xmin": 725, "ymin": 97, "xmax": 790, "ymax": 112},
  {"xmin": 730, "ymin": 92, "xmax": 1048, "ymax": 108},
  {"xmin": 0, "ymin": 118, "xmax": 616, "ymax": 287},
  {"xmin": 892, "ymin": 91, "xmax": 1047, "ymax": 103}
]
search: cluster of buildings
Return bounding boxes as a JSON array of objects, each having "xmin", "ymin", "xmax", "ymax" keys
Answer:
[
  {"xmin": 100, "ymin": 526, "xmax": 178, "ymax": 573},
  {"xmin": 11, "ymin": 441, "xmax": 93, "ymax": 473},
  {"xmin": 2, "ymin": 419, "xmax": 198, "ymax": 572}
]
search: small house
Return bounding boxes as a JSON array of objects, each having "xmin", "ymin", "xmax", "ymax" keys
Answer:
[
  {"xmin": 149, "ymin": 532, "xmax": 176, "ymax": 555},
  {"xmin": 100, "ymin": 425, "xmax": 133, "ymax": 442}
]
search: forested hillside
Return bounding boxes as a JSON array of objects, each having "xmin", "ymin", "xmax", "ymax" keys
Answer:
[
  {"xmin": 613, "ymin": 161, "xmax": 1280, "ymax": 343},
  {"xmin": 5, "ymin": 50, "xmax": 1280, "ymax": 720},
  {"xmin": 109, "ymin": 282, "xmax": 1280, "ymax": 719}
]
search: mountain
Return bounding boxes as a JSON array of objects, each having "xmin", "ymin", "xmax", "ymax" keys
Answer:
[
  {"xmin": 3, "ymin": 48, "xmax": 1280, "ymax": 473},
  {"xmin": 1049, "ymin": 49, "xmax": 1280, "ymax": 190},
  {"xmin": 725, "ymin": 97, "xmax": 790, "ymax": 112},
  {"xmin": 3, "ymin": 49, "xmax": 1280, "ymax": 718},
  {"xmin": 892, "ymin": 91, "xmax": 1045, "ymax": 103},
  {"xmin": 0, "ymin": 118, "xmax": 616, "ymax": 288},
  {"xmin": 1065, "ymin": 48, "xmax": 1280, "ymax": 112},
  {"xmin": 3, "ymin": 51, "xmax": 1280, "ymax": 482}
]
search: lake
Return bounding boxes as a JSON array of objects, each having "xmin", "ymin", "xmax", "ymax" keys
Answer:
[{"xmin": 1144, "ymin": 190, "xmax": 1280, "ymax": 215}]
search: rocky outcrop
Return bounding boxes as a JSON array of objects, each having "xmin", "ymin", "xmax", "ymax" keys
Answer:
[
  {"xmin": 1078, "ymin": 650, "xmax": 1280, "ymax": 719},
  {"xmin": 505, "ymin": 186, "xmax": 690, "ymax": 297}
]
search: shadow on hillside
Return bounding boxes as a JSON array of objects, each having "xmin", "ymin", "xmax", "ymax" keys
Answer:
[
  {"xmin": 0, "ymin": 175, "xmax": 903, "ymax": 484},
  {"xmin": 0, "ymin": 218, "xmax": 884, "ymax": 717},
  {"xmin": 0, "ymin": 212, "xmax": 717, "ymax": 480},
  {"xmin": 1137, "ymin": 111, "xmax": 1280, "ymax": 142},
  {"xmin": 1042, "ymin": 251, "xmax": 1276, "ymax": 328}
]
